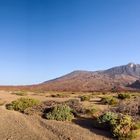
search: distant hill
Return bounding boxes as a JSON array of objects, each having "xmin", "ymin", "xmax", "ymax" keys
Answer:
[
  {"xmin": 37, "ymin": 63, "xmax": 140, "ymax": 92},
  {"xmin": 127, "ymin": 80, "xmax": 140, "ymax": 89},
  {"xmin": 0, "ymin": 63, "xmax": 140, "ymax": 92}
]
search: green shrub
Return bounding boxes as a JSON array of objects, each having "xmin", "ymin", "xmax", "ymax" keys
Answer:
[
  {"xmin": 45, "ymin": 104, "xmax": 74, "ymax": 121},
  {"xmin": 98, "ymin": 112, "xmax": 118, "ymax": 124},
  {"xmin": 80, "ymin": 95, "xmax": 91, "ymax": 101},
  {"xmin": 96, "ymin": 112, "xmax": 137, "ymax": 139},
  {"xmin": 96, "ymin": 112, "xmax": 118, "ymax": 130},
  {"xmin": 132, "ymin": 121, "xmax": 140, "ymax": 130},
  {"xmin": 100, "ymin": 96, "xmax": 118, "ymax": 105},
  {"xmin": 110, "ymin": 114, "xmax": 133, "ymax": 138},
  {"xmin": 118, "ymin": 93, "xmax": 131, "ymax": 100},
  {"xmin": 11, "ymin": 91, "xmax": 28, "ymax": 96},
  {"xmin": 6, "ymin": 98, "xmax": 40, "ymax": 112}
]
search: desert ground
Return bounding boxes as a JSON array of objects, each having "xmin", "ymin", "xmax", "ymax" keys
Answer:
[
  {"xmin": 0, "ymin": 91, "xmax": 113, "ymax": 140},
  {"xmin": 0, "ymin": 91, "xmax": 140, "ymax": 140}
]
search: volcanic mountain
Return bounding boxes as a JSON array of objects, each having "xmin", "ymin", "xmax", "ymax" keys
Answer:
[
  {"xmin": 36, "ymin": 63, "xmax": 140, "ymax": 92},
  {"xmin": 0, "ymin": 63, "xmax": 140, "ymax": 92}
]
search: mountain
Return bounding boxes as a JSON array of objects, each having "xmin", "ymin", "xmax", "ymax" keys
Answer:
[
  {"xmin": 36, "ymin": 63, "xmax": 140, "ymax": 92},
  {"xmin": 103, "ymin": 63, "xmax": 140, "ymax": 78},
  {"xmin": 0, "ymin": 63, "xmax": 140, "ymax": 92}
]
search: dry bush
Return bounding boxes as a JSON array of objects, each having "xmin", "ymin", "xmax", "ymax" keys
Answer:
[
  {"xmin": 85, "ymin": 106, "xmax": 101, "ymax": 118},
  {"xmin": 79, "ymin": 95, "xmax": 91, "ymax": 101},
  {"xmin": 25, "ymin": 99, "xmax": 86, "ymax": 118},
  {"xmin": 113, "ymin": 97, "xmax": 140, "ymax": 119},
  {"xmin": 24, "ymin": 100, "xmax": 58, "ymax": 115},
  {"xmin": 100, "ymin": 96, "xmax": 118, "ymax": 105},
  {"xmin": 118, "ymin": 93, "xmax": 131, "ymax": 100},
  {"xmin": 65, "ymin": 99, "xmax": 86, "ymax": 116},
  {"xmin": 51, "ymin": 93, "xmax": 70, "ymax": 98}
]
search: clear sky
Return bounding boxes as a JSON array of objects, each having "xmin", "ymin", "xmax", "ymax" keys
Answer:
[{"xmin": 0, "ymin": 0, "xmax": 140, "ymax": 85}]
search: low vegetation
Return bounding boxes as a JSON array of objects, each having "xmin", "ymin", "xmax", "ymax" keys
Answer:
[
  {"xmin": 3, "ymin": 91, "xmax": 140, "ymax": 139},
  {"xmin": 45, "ymin": 104, "xmax": 74, "ymax": 121},
  {"xmin": 118, "ymin": 93, "xmax": 131, "ymax": 100},
  {"xmin": 80, "ymin": 95, "xmax": 91, "ymax": 101},
  {"xmin": 96, "ymin": 112, "xmax": 139, "ymax": 139},
  {"xmin": 51, "ymin": 93, "xmax": 70, "ymax": 98},
  {"xmin": 11, "ymin": 91, "xmax": 28, "ymax": 96},
  {"xmin": 65, "ymin": 99, "xmax": 85, "ymax": 116},
  {"xmin": 6, "ymin": 98, "xmax": 40, "ymax": 112},
  {"xmin": 85, "ymin": 106, "xmax": 99, "ymax": 117},
  {"xmin": 114, "ymin": 97, "xmax": 140, "ymax": 117},
  {"xmin": 132, "ymin": 121, "xmax": 140, "ymax": 130},
  {"xmin": 100, "ymin": 96, "xmax": 118, "ymax": 105}
]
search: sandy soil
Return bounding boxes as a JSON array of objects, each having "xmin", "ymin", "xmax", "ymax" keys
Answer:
[{"xmin": 0, "ymin": 91, "xmax": 113, "ymax": 140}]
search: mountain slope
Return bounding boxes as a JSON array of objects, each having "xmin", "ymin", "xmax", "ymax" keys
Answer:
[
  {"xmin": 37, "ymin": 63, "xmax": 140, "ymax": 92},
  {"xmin": 127, "ymin": 80, "xmax": 140, "ymax": 89},
  {"xmin": 0, "ymin": 63, "xmax": 140, "ymax": 92}
]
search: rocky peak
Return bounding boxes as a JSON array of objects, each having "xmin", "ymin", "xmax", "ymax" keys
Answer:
[
  {"xmin": 127, "ymin": 63, "xmax": 136, "ymax": 68},
  {"xmin": 103, "ymin": 63, "xmax": 140, "ymax": 78}
]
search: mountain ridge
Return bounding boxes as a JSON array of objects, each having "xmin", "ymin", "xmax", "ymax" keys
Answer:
[
  {"xmin": 0, "ymin": 63, "xmax": 140, "ymax": 92},
  {"xmin": 39, "ymin": 63, "xmax": 140, "ymax": 92}
]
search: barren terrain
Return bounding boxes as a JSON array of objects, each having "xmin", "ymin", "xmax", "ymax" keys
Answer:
[{"xmin": 0, "ymin": 91, "xmax": 112, "ymax": 140}]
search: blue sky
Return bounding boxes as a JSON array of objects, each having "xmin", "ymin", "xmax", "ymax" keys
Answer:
[{"xmin": 0, "ymin": 0, "xmax": 140, "ymax": 85}]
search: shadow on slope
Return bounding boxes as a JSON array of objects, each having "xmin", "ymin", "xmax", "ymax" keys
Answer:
[{"xmin": 72, "ymin": 117, "xmax": 114, "ymax": 139}]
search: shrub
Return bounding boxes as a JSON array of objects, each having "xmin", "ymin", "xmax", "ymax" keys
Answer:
[
  {"xmin": 98, "ymin": 112, "xmax": 118, "ymax": 124},
  {"xmin": 111, "ymin": 86, "xmax": 118, "ymax": 92},
  {"xmin": 96, "ymin": 112, "xmax": 137, "ymax": 139},
  {"xmin": 80, "ymin": 95, "xmax": 91, "ymax": 101},
  {"xmin": 51, "ymin": 93, "xmax": 69, "ymax": 98},
  {"xmin": 100, "ymin": 96, "xmax": 118, "ymax": 105},
  {"xmin": 24, "ymin": 100, "xmax": 58, "ymax": 115},
  {"xmin": 45, "ymin": 104, "xmax": 74, "ymax": 121},
  {"xmin": 132, "ymin": 121, "xmax": 140, "ymax": 130},
  {"xmin": 114, "ymin": 98, "xmax": 140, "ymax": 117},
  {"xmin": 11, "ymin": 91, "xmax": 28, "ymax": 96},
  {"xmin": 6, "ymin": 98, "xmax": 40, "ymax": 112},
  {"xmin": 110, "ymin": 114, "xmax": 133, "ymax": 138},
  {"xmin": 97, "ymin": 112, "xmax": 118, "ymax": 129},
  {"xmin": 92, "ymin": 112, "xmax": 116, "ymax": 130},
  {"xmin": 65, "ymin": 99, "xmax": 85, "ymax": 116},
  {"xmin": 118, "ymin": 93, "xmax": 131, "ymax": 100},
  {"xmin": 86, "ymin": 106, "xmax": 99, "ymax": 116}
]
